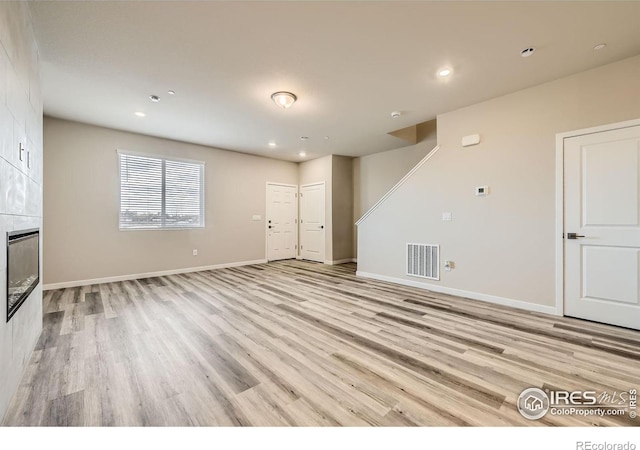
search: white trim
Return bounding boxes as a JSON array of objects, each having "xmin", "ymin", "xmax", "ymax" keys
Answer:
[
  {"xmin": 43, "ymin": 259, "xmax": 268, "ymax": 290},
  {"xmin": 355, "ymin": 145, "xmax": 440, "ymax": 226},
  {"xmin": 117, "ymin": 148, "xmax": 205, "ymax": 166},
  {"xmin": 554, "ymin": 118, "xmax": 640, "ymax": 317},
  {"xmin": 356, "ymin": 271, "xmax": 558, "ymax": 316},
  {"xmin": 299, "ymin": 181, "xmax": 326, "ymax": 263},
  {"xmin": 324, "ymin": 258, "xmax": 357, "ymax": 265}
]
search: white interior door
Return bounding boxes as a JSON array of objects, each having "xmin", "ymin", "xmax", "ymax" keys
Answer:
[
  {"xmin": 564, "ymin": 124, "xmax": 640, "ymax": 330},
  {"xmin": 299, "ymin": 182, "xmax": 325, "ymax": 263},
  {"xmin": 266, "ymin": 183, "xmax": 297, "ymax": 261}
]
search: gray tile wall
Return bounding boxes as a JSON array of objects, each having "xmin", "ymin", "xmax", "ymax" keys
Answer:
[{"xmin": 0, "ymin": 2, "xmax": 43, "ymax": 422}]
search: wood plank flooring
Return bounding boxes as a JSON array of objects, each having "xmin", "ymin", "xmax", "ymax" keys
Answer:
[{"xmin": 3, "ymin": 260, "xmax": 640, "ymax": 426}]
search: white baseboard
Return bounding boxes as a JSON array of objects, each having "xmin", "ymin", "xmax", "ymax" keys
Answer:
[
  {"xmin": 43, "ymin": 259, "xmax": 268, "ymax": 290},
  {"xmin": 356, "ymin": 270, "xmax": 558, "ymax": 316},
  {"xmin": 324, "ymin": 258, "xmax": 357, "ymax": 265}
]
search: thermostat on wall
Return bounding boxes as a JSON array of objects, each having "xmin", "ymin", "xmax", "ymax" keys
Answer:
[{"xmin": 476, "ymin": 186, "xmax": 489, "ymax": 196}]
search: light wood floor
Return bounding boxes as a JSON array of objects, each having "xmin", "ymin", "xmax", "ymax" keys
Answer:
[{"xmin": 3, "ymin": 260, "xmax": 640, "ymax": 426}]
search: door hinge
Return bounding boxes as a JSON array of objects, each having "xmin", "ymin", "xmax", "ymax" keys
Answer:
[
  {"xmin": 300, "ymin": 193, "xmax": 303, "ymax": 197},
  {"xmin": 300, "ymin": 245, "xmax": 303, "ymax": 250},
  {"xmin": 295, "ymin": 193, "xmax": 298, "ymax": 198},
  {"xmin": 295, "ymin": 219, "xmax": 297, "ymax": 224},
  {"xmin": 295, "ymin": 244, "xmax": 297, "ymax": 249}
]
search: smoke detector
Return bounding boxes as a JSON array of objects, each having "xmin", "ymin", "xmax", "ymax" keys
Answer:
[{"xmin": 391, "ymin": 111, "xmax": 401, "ymax": 119}]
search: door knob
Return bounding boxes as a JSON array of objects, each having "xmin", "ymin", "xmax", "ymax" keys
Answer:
[{"xmin": 567, "ymin": 232, "xmax": 585, "ymax": 239}]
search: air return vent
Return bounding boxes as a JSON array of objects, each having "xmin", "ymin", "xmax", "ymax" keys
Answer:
[{"xmin": 407, "ymin": 243, "xmax": 439, "ymax": 280}]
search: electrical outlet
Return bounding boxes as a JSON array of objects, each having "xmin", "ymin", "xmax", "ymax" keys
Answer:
[
  {"xmin": 444, "ymin": 260, "xmax": 454, "ymax": 271},
  {"xmin": 192, "ymin": 249, "xmax": 198, "ymax": 256},
  {"xmin": 442, "ymin": 212, "xmax": 452, "ymax": 221}
]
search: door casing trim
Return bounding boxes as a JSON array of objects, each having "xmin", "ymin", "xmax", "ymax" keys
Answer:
[
  {"xmin": 554, "ymin": 118, "xmax": 640, "ymax": 317},
  {"xmin": 299, "ymin": 181, "xmax": 326, "ymax": 263}
]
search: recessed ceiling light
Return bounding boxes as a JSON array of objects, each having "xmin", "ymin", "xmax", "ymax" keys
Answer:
[
  {"xmin": 134, "ymin": 112, "xmax": 146, "ymax": 117},
  {"xmin": 438, "ymin": 68, "xmax": 452, "ymax": 77},
  {"xmin": 324, "ymin": 136, "xmax": 330, "ymax": 140},
  {"xmin": 149, "ymin": 95, "xmax": 160, "ymax": 102},
  {"xmin": 298, "ymin": 151, "xmax": 306, "ymax": 157},
  {"xmin": 593, "ymin": 43, "xmax": 606, "ymax": 51},
  {"xmin": 300, "ymin": 136, "xmax": 309, "ymax": 141},
  {"xmin": 167, "ymin": 90, "xmax": 175, "ymax": 95},
  {"xmin": 520, "ymin": 47, "xmax": 536, "ymax": 58},
  {"xmin": 271, "ymin": 91, "xmax": 297, "ymax": 109},
  {"xmin": 268, "ymin": 142, "xmax": 277, "ymax": 148},
  {"xmin": 391, "ymin": 111, "xmax": 401, "ymax": 118}
]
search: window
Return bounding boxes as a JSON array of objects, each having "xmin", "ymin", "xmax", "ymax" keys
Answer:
[{"xmin": 118, "ymin": 150, "xmax": 205, "ymax": 230}]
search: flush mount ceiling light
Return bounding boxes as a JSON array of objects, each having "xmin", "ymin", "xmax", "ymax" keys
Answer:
[
  {"xmin": 149, "ymin": 95, "xmax": 160, "ymax": 102},
  {"xmin": 298, "ymin": 151, "xmax": 307, "ymax": 157},
  {"xmin": 271, "ymin": 91, "xmax": 297, "ymax": 109},
  {"xmin": 268, "ymin": 142, "xmax": 277, "ymax": 148},
  {"xmin": 438, "ymin": 68, "xmax": 452, "ymax": 77},
  {"xmin": 520, "ymin": 47, "xmax": 536, "ymax": 58},
  {"xmin": 134, "ymin": 111, "xmax": 146, "ymax": 117},
  {"xmin": 167, "ymin": 90, "xmax": 176, "ymax": 95},
  {"xmin": 593, "ymin": 43, "xmax": 606, "ymax": 51}
]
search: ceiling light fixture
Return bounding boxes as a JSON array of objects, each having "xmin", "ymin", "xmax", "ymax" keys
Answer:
[
  {"xmin": 134, "ymin": 112, "xmax": 146, "ymax": 117},
  {"xmin": 520, "ymin": 47, "xmax": 536, "ymax": 58},
  {"xmin": 149, "ymin": 95, "xmax": 160, "ymax": 102},
  {"xmin": 300, "ymin": 136, "xmax": 309, "ymax": 141},
  {"xmin": 438, "ymin": 68, "xmax": 452, "ymax": 77},
  {"xmin": 268, "ymin": 142, "xmax": 277, "ymax": 148},
  {"xmin": 298, "ymin": 151, "xmax": 306, "ymax": 157},
  {"xmin": 391, "ymin": 111, "xmax": 401, "ymax": 118},
  {"xmin": 167, "ymin": 90, "xmax": 175, "ymax": 95},
  {"xmin": 593, "ymin": 43, "xmax": 606, "ymax": 51},
  {"xmin": 271, "ymin": 91, "xmax": 297, "ymax": 109}
]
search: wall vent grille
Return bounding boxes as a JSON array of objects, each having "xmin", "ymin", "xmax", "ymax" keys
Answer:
[{"xmin": 406, "ymin": 243, "xmax": 439, "ymax": 280}]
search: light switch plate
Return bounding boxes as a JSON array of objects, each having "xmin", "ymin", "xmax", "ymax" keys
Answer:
[
  {"xmin": 476, "ymin": 186, "xmax": 489, "ymax": 196},
  {"xmin": 442, "ymin": 212, "xmax": 452, "ymax": 221},
  {"xmin": 252, "ymin": 215, "xmax": 261, "ymax": 221}
]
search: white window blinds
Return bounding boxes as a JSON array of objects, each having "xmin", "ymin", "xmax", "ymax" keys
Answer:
[{"xmin": 119, "ymin": 151, "xmax": 205, "ymax": 229}]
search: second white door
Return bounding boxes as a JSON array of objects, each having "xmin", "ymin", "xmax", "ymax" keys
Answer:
[
  {"xmin": 299, "ymin": 182, "xmax": 325, "ymax": 263},
  {"xmin": 266, "ymin": 183, "xmax": 297, "ymax": 261},
  {"xmin": 564, "ymin": 124, "xmax": 640, "ymax": 330}
]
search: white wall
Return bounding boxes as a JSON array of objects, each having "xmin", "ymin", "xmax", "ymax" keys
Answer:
[
  {"xmin": 0, "ymin": 2, "xmax": 43, "ymax": 422},
  {"xmin": 358, "ymin": 55, "xmax": 640, "ymax": 311},
  {"xmin": 352, "ymin": 122, "xmax": 437, "ymax": 256},
  {"xmin": 354, "ymin": 120, "xmax": 437, "ymax": 219},
  {"xmin": 43, "ymin": 118, "xmax": 298, "ymax": 286}
]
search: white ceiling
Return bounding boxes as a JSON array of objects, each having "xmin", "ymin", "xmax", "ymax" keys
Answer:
[{"xmin": 30, "ymin": 1, "xmax": 640, "ymax": 161}]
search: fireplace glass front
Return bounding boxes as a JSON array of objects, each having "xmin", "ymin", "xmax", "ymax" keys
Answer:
[{"xmin": 7, "ymin": 228, "xmax": 39, "ymax": 322}]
